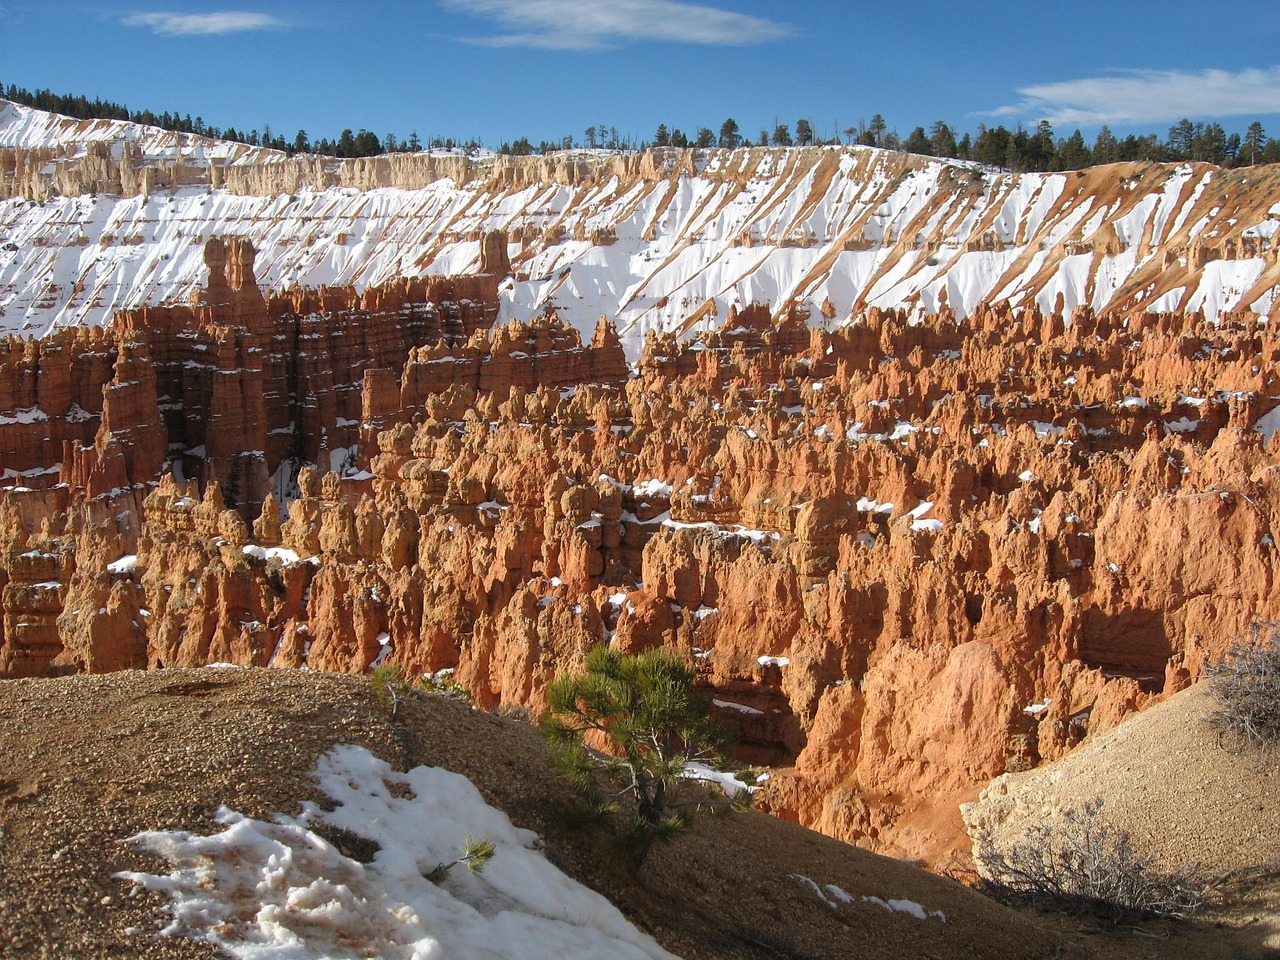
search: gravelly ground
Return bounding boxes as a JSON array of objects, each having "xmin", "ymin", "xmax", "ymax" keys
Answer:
[{"xmin": 0, "ymin": 668, "xmax": 1267, "ymax": 960}]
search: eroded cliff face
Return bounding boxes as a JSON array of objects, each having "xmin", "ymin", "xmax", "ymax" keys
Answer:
[
  {"xmin": 0, "ymin": 235, "xmax": 1277, "ymax": 865},
  {"xmin": 4, "ymin": 101, "xmax": 1280, "ymax": 864},
  {"xmin": 4, "ymin": 99, "xmax": 1280, "ymax": 357}
]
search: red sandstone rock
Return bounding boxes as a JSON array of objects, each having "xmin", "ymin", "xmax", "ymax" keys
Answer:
[{"xmin": 7, "ymin": 250, "xmax": 1280, "ymax": 865}]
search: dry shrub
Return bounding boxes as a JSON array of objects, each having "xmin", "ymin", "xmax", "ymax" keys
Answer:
[
  {"xmin": 1207, "ymin": 619, "xmax": 1280, "ymax": 748},
  {"xmin": 972, "ymin": 799, "xmax": 1206, "ymax": 924}
]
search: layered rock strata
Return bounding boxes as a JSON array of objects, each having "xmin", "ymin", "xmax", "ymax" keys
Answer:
[
  {"xmin": 0, "ymin": 255, "xmax": 1276, "ymax": 863},
  {"xmin": 6, "ymin": 96, "xmax": 1280, "ymax": 355}
]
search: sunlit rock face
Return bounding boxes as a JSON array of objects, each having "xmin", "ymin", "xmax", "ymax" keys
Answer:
[
  {"xmin": 3, "ymin": 98, "xmax": 1279, "ymax": 355},
  {"xmin": 3, "ymin": 99, "xmax": 1280, "ymax": 865}
]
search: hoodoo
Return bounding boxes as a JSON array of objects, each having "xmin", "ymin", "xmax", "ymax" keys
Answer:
[{"xmin": 2, "ymin": 100, "xmax": 1280, "ymax": 870}]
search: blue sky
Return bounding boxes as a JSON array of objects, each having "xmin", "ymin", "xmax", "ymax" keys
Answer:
[{"xmin": 2, "ymin": 0, "xmax": 1279, "ymax": 147}]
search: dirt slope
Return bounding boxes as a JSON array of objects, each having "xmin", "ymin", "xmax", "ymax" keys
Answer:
[
  {"xmin": 0, "ymin": 667, "xmax": 1064, "ymax": 960},
  {"xmin": 963, "ymin": 682, "xmax": 1280, "ymax": 957}
]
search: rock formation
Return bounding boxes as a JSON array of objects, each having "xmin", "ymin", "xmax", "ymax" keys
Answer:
[
  {"xmin": 1, "ymin": 234, "xmax": 1278, "ymax": 865},
  {"xmin": 5, "ymin": 97, "xmax": 1280, "ymax": 356},
  {"xmin": 4, "ymin": 100, "xmax": 1280, "ymax": 866}
]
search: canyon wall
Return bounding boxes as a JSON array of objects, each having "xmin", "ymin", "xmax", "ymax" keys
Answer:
[
  {"xmin": 3, "ymin": 99, "xmax": 1280, "ymax": 357},
  {"xmin": 4, "ymin": 100, "xmax": 1280, "ymax": 865},
  {"xmin": 0, "ymin": 240, "xmax": 1277, "ymax": 864}
]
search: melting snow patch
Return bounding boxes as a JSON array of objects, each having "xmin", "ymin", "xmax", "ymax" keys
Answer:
[
  {"xmin": 907, "ymin": 501, "xmax": 943, "ymax": 532},
  {"xmin": 242, "ymin": 545, "xmax": 302, "ymax": 565},
  {"xmin": 116, "ymin": 745, "xmax": 679, "ymax": 960},
  {"xmin": 632, "ymin": 479, "xmax": 672, "ymax": 498},
  {"xmin": 1023, "ymin": 698, "xmax": 1051, "ymax": 716},
  {"xmin": 1254, "ymin": 404, "xmax": 1280, "ymax": 441},
  {"xmin": 1018, "ymin": 470, "xmax": 1036, "ymax": 482},
  {"xmin": 683, "ymin": 761, "xmax": 755, "ymax": 797},
  {"xmin": 860, "ymin": 895, "xmax": 946, "ymax": 922},
  {"xmin": 0, "ymin": 406, "xmax": 48, "ymax": 425},
  {"xmin": 791, "ymin": 875, "xmax": 836, "ymax": 908},
  {"xmin": 713, "ymin": 698, "xmax": 763, "ymax": 715},
  {"xmin": 1163, "ymin": 416, "xmax": 1199, "ymax": 434},
  {"xmin": 106, "ymin": 555, "xmax": 137, "ymax": 574},
  {"xmin": 856, "ymin": 497, "xmax": 894, "ymax": 515},
  {"xmin": 757, "ymin": 656, "xmax": 790, "ymax": 668},
  {"xmin": 795, "ymin": 878, "xmax": 946, "ymax": 922}
]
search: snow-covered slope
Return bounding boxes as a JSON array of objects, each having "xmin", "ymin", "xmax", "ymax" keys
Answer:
[
  {"xmin": 0, "ymin": 98, "xmax": 284, "ymax": 166},
  {"xmin": 2, "ymin": 100, "xmax": 1279, "ymax": 356}
]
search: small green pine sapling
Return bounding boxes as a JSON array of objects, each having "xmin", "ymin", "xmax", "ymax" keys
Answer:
[
  {"xmin": 540, "ymin": 645, "xmax": 748, "ymax": 870},
  {"xmin": 424, "ymin": 836, "xmax": 497, "ymax": 884},
  {"xmin": 369, "ymin": 661, "xmax": 410, "ymax": 717}
]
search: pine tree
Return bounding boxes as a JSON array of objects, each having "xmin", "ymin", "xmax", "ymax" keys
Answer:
[
  {"xmin": 868, "ymin": 113, "xmax": 887, "ymax": 147},
  {"xmin": 1242, "ymin": 122, "xmax": 1266, "ymax": 166},
  {"xmin": 795, "ymin": 118, "xmax": 814, "ymax": 146},
  {"xmin": 1167, "ymin": 118, "xmax": 1196, "ymax": 160},
  {"xmin": 1093, "ymin": 126, "xmax": 1117, "ymax": 165},
  {"xmin": 540, "ymin": 647, "xmax": 746, "ymax": 870},
  {"xmin": 718, "ymin": 117, "xmax": 741, "ymax": 149},
  {"xmin": 653, "ymin": 123, "xmax": 670, "ymax": 147},
  {"xmin": 1059, "ymin": 129, "xmax": 1091, "ymax": 170},
  {"xmin": 1192, "ymin": 122, "xmax": 1227, "ymax": 164},
  {"xmin": 929, "ymin": 120, "xmax": 957, "ymax": 158},
  {"xmin": 905, "ymin": 125, "xmax": 932, "ymax": 156},
  {"xmin": 771, "ymin": 123, "xmax": 792, "ymax": 146}
]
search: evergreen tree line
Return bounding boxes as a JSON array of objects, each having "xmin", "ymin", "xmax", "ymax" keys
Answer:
[
  {"xmin": 0, "ymin": 82, "xmax": 434, "ymax": 158},
  {"xmin": 645, "ymin": 115, "xmax": 1280, "ymax": 170},
  {"xmin": 5, "ymin": 83, "xmax": 1279, "ymax": 170}
]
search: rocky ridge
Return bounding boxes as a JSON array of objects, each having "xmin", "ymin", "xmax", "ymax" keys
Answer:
[
  {"xmin": 0, "ymin": 668, "xmax": 1072, "ymax": 960},
  {"xmin": 3, "ymin": 99, "xmax": 1280, "ymax": 353}
]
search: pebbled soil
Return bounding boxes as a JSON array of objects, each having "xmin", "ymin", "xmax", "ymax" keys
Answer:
[{"xmin": 0, "ymin": 668, "xmax": 1267, "ymax": 960}]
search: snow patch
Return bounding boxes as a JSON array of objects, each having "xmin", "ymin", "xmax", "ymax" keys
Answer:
[
  {"xmin": 106, "ymin": 554, "xmax": 137, "ymax": 574},
  {"xmin": 117, "ymin": 744, "xmax": 679, "ymax": 960}
]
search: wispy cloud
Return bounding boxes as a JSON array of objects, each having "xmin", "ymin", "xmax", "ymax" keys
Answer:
[
  {"xmin": 122, "ymin": 11, "xmax": 286, "ymax": 36},
  {"xmin": 989, "ymin": 66, "xmax": 1280, "ymax": 127},
  {"xmin": 441, "ymin": 0, "xmax": 791, "ymax": 50}
]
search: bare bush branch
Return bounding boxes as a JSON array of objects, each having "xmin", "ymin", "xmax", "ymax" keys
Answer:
[
  {"xmin": 972, "ymin": 799, "xmax": 1206, "ymax": 923},
  {"xmin": 1206, "ymin": 619, "xmax": 1280, "ymax": 748}
]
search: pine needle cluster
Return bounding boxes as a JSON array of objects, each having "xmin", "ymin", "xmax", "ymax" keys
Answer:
[{"xmin": 540, "ymin": 646, "xmax": 748, "ymax": 869}]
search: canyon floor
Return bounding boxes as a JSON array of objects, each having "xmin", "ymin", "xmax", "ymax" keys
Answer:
[{"xmin": 0, "ymin": 668, "xmax": 1275, "ymax": 960}]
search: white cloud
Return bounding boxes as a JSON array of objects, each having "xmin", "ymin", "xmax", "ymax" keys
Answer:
[
  {"xmin": 441, "ymin": 0, "xmax": 791, "ymax": 50},
  {"xmin": 990, "ymin": 66, "xmax": 1280, "ymax": 127},
  {"xmin": 122, "ymin": 11, "xmax": 286, "ymax": 36}
]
